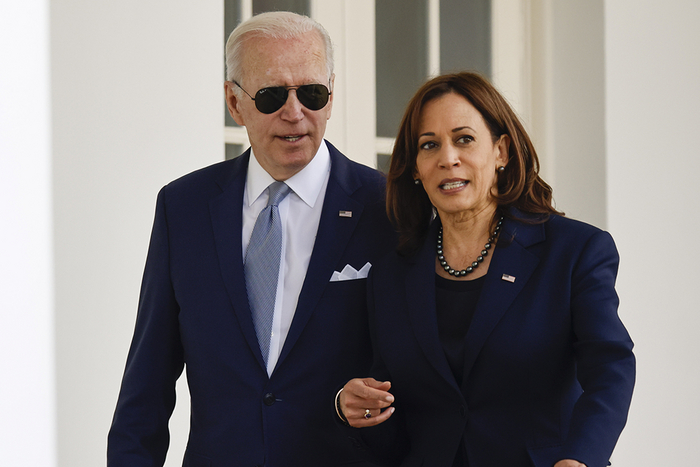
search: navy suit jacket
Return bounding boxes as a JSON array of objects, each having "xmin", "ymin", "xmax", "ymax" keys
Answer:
[
  {"xmin": 362, "ymin": 212, "xmax": 635, "ymax": 467},
  {"xmin": 108, "ymin": 142, "xmax": 395, "ymax": 467}
]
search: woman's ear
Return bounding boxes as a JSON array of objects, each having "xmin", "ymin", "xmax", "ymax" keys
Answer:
[
  {"xmin": 495, "ymin": 134, "xmax": 510, "ymax": 167},
  {"xmin": 412, "ymin": 168, "xmax": 422, "ymax": 184}
]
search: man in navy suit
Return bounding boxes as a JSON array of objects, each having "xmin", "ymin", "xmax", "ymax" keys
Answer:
[{"xmin": 107, "ymin": 11, "xmax": 394, "ymax": 467}]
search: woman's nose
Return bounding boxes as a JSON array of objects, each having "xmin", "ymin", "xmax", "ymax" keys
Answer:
[{"xmin": 437, "ymin": 146, "xmax": 460, "ymax": 168}]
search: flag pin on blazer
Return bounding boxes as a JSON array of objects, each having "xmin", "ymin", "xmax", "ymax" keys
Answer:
[
  {"xmin": 339, "ymin": 211, "xmax": 352, "ymax": 218},
  {"xmin": 501, "ymin": 274, "xmax": 516, "ymax": 283}
]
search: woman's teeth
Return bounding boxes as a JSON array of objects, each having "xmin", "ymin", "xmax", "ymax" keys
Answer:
[{"xmin": 440, "ymin": 181, "xmax": 467, "ymax": 190}]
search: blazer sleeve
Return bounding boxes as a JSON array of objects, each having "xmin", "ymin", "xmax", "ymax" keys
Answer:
[
  {"xmin": 347, "ymin": 269, "xmax": 409, "ymax": 467},
  {"xmin": 561, "ymin": 230, "xmax": 635, "ymax": 467},
  {"xmin": 107, "ymin": 187, "xmax": 185, "ymax": 467}
]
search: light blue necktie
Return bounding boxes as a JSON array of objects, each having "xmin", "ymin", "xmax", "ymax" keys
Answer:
[{"xmin": 244, "ymin": 181, "xmax": 291, "ymax": 364}]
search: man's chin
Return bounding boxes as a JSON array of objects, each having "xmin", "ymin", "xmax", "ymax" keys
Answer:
[{"xmin": 269, "ymin": 155, "xmax": 315, "ymax": 180}]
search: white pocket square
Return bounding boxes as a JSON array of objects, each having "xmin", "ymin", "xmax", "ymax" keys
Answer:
[{"xmin": 330, "ymin": 262, "xmax": 372, "ymax": 282}]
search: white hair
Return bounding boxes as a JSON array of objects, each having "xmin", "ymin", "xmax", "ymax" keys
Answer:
[{"xmin": 225, "ymin": 11, "xmax": 334, "ymax": 94}]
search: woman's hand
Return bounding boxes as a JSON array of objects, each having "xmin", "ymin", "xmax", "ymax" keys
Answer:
[
  {"xmin": 339, "ymin": 378, "xmax": 395, "ymax": 427},
  {"xmin": 554, "ymin": 460, "xmax": 586, "ymax": 467}
]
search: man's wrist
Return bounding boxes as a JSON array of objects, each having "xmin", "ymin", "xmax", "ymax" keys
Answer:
[{"xmin": 335, "ymin": 387, "xmax": 350, "ymax": 426}]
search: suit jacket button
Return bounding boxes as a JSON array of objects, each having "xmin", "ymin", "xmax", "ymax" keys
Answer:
[{"xmin": 263, "ymin": 393, "xmax": 276, "ymax": 406}]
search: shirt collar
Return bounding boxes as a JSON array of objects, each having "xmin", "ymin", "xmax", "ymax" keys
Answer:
[{"xmin": 246, "ymin": 140, "xmax": 331, "ymax": 208}]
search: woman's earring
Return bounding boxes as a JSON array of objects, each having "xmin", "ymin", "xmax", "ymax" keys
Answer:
[
  {"xmin": 497, "ymin": 166, "xmax": 506, "ymax": 173},
  {"xmin": 414, "ymin": 179, "xmax": 421, "ymax": 185}
]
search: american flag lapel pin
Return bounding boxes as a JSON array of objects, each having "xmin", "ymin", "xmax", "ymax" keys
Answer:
[
  {"xmin": 339, "ymin": 211, "xmax": 352, "ymax": 218},
  {"xmin": 501, "ymin": 274, "xmax": 516, "ymax": 283}
]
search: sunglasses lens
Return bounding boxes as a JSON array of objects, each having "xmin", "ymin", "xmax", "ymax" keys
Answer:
[
  {"xmin": 254, "ymin": 85, "xmax": 330, "ymax": 114},
  {"xmin": 297, "ymin": 84, "xmax": 330, "ymax": 111},
  {"xmin": 255, "ymin": 87, "xmax": 288, "ymax": 114}
]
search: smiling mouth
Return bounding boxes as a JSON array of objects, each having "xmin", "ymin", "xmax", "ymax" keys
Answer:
[{"xmin": 440, "ymin": 180, "xmax": 468, "ymax": 190}]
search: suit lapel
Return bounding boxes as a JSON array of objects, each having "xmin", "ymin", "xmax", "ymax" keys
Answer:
[
  {"xmin": 209, "ymin": 152, "xmax": 267, "ymax": 369},
  {"xmin": 276, "ymin": 143, "xmax": 365, "ymax": 367},
  {"xmin": 405, "ymin": 221, "xmax": 463, "ymax": 394},
  {"xmin": 404, "ymin": 215, "xmax": 547, "ymax": 393},
  {"xmin": 462, "ymin": 216, "xmax": 545, "ymax": 381}
]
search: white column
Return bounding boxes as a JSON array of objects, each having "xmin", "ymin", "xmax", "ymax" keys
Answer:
[
  {"xmin": 427, "ymin": 0, "xmax": 440, "ymax": 78},
  {"xmin": 0, "ymin": 1, "xmax": 56, "ymax": 466},
  {"xmin": 314, "ymin": 0, "xmax": 377, "ymax": 168},
  {"xmin": 506, "ymin": 1, "xmax": 607, "ymax": 228},
  {"xmin": 491, "ymin": 0, "xmax": 531, "ymax": 128},
  {"xmin": 50, "ymin": 0, "xmax": 224, "ymax": 465},
  {"xmin": 605, "ymin": 0, "xmax": 700, "ymax": 465}
]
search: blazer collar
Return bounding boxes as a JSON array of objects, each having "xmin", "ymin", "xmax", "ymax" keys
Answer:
[
  {"xmin": 404, "ymin": 210, "xmax": 546, "ymax": 393},
  {"xmin": 275, "ymin": 141, "xmax": 366, "ymax": 370},
  {"xmin": 461, "ymin": 212, "xmax": 545, "ymax": 382},
  {"xmin": 404, "ymin": 220, "xmax": 456, "ymax": 389},
  {"xmin": 209, "ymin": 152, "xmax": 267, "ymax": 368},
  {"xmin": 210, "ymin": 144, "xmax": 368, "ymax": 375}
]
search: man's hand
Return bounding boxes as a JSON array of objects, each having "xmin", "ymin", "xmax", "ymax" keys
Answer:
[{"xmin": 340, "ymin": 378, "xmax": 395, "ymax": 427}]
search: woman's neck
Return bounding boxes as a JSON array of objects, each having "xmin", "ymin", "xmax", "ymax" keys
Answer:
[
  {"xmin": 436, "ymin": 205, "xmax": 500, "ymax": 280},
  {"xmin": 439, "ymin": 204, "xmax": 497, "ymax": 240}
]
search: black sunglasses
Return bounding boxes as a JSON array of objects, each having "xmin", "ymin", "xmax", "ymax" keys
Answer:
[{"xmin": 233, "ymin": 81, "xmax": 331, "ymax": 114}]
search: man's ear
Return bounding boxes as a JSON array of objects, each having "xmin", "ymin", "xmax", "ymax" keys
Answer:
[
  {"xmin": 325, "ymin": 74, "xmax": 335, "ymax": 120},
  {"xmin": 224, "ymin": 81, "xmax": 245, "ymax": 126}
]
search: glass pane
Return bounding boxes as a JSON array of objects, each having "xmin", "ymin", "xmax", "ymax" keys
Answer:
[
  {"xmin": 376, "ymin": 154, "xmax": 391, "ymax": 175},
  {"xmin": 226, "ymin": 144, "xmax": 244, "ymax": 161},
  {"xmin": 376, "ymin": 0, "xmax": 429, "ymax": 138},
  {"xmin": 253, "ymin": 0, "xmax": 310, "ymax": 15},
  {"xmin": 224, "ymin": 0, "xmax": 242, "ymax": 127},
  {"xmin": 440, "ymin": 0, "xmax": 491, "ymax": 77}
]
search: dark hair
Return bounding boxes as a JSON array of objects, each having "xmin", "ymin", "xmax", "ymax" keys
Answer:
[{"xmin": 386, "ymin": 72, "xmax": 562, "ymax": 254}]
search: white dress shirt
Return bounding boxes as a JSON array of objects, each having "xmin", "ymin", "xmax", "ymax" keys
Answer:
[{"xmin": 242, "ymin": 142, "xmax": 331, "ymax": 376}]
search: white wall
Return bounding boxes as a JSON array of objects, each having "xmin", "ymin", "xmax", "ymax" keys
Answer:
[
  {"xmin": 605, "ymin": 1, "xmax": 700, "ymax": 465},
  {"xmin": 50, "ymin": 1, "xmax": 223, "ymax": 465},
  {"xmin": 0, "ymin": 1, "xmax": 56, "ymax": 465}
]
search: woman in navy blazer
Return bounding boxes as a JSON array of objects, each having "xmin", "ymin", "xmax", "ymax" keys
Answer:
[{"xmin": 337, "ymin": 73, "xmax": 635, "ymax": 467}]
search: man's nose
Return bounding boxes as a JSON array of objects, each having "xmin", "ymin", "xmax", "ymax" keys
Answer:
[{"xmin": 279, "ymin": 89, "xmax": 304, "ymax": 121}]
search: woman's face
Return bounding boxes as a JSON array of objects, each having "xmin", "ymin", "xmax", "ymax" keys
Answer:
[{"xmin": 414, "ymin": 92, "xmax": 508, "ymax": 220}]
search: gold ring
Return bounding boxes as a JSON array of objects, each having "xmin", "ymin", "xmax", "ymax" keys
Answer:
[{"xmin": 364, "ymin": 409, "xmax": 372, "ymax": 419}]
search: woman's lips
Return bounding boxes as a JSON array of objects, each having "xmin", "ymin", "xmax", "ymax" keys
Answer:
[{"xmin": 439, "ymin": 180, "xmax": 468, "ymax": 190}]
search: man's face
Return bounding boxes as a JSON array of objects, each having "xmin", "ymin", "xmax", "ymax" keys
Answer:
[{"xmin": 225, "ymin": 31, "xmax": 334, "ymax": 181}]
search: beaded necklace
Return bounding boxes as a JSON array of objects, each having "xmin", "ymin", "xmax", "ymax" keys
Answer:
[{"xmin": 437, "ymin": 216, "xmax": 503, "ymax": 277}]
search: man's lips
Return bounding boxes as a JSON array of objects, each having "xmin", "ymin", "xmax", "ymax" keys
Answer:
[{"xmin": 280, "ymin": 135, "xmax": 304, "ymax": 142}]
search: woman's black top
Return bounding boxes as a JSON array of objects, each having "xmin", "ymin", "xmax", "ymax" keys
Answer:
[
  {"xmin": 434, "ymin": 273, "xmax": 485, "ymax": 385},
  {"xmin": 434, "ymin": 273, "xmax": 486, "ymax": 467}
]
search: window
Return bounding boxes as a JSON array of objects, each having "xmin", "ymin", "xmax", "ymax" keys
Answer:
[{"xmin": 223, "ymin": 1, "xmax": 528, "ymax": 173}]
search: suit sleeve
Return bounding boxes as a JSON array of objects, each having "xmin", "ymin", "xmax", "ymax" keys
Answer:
[
  {"xmin": 348, "ymin": 269, "xmax": 409, "ymax": 467},
  {"xmin": 107, "ymin": 187, "xmax": 185, "ymax": 467},
  {"xmin": 563, "ymin": 230, "xmax": 635, "ymax": 467}
]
